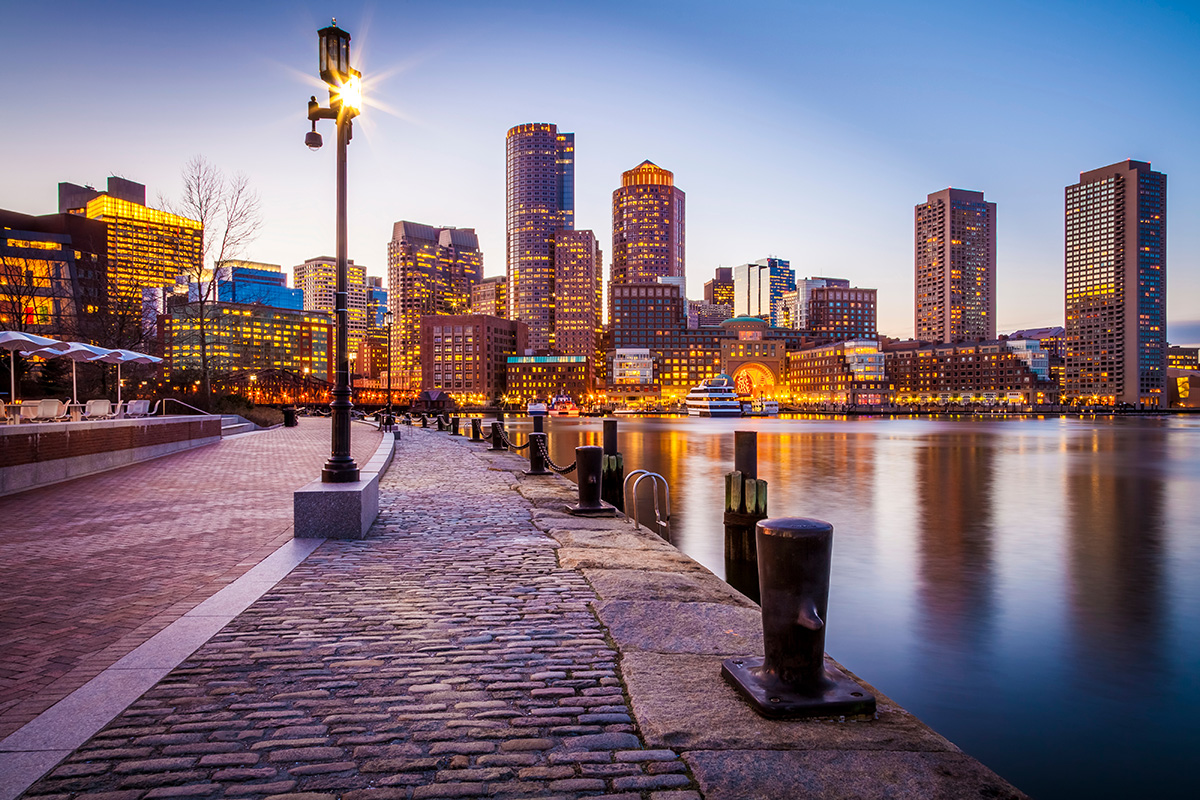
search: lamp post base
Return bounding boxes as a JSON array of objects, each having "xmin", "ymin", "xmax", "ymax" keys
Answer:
[{"xmin": 321, "ymin": 460, "xmax": 360, "ymax": 483}]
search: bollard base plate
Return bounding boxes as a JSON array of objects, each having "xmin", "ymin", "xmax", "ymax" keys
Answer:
[
  {"xmin": 524, "ymin": 468, "xmax": 553, "ymax": 476},
  {"xmin": 721, "ymin": 657, "xmax": 876, "ymax": 719},
  {"xmin": 565, "ymin": 501, "xmax": 618, "ymax": 517}
]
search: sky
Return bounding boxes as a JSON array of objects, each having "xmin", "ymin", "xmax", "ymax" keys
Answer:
[{"xmin": 2, "ymin": 0, "xmax": 1198, "ymax": 344}]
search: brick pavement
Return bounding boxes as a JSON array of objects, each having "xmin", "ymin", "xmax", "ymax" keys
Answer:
[
  {"xmin": 0, "ymin": 419, "xmax": 383, "ymax": 740},
  {"xmin": 18, "ymin": 427, "xmax": 699, "ymax": 799}
]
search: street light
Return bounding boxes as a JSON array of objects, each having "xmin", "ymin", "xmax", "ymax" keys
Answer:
[
  {"xmin": 383, "ymin": 309, "xmax": 394, "ymax": 413},
  {"xmin": 306, "ymin": 18, "xmax": 361, "ymax": 483}
]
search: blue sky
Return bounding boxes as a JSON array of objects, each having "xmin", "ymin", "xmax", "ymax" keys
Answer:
[{"xmin": 2, "ymin": 0, "xmax": 1197, "ymax": 343}]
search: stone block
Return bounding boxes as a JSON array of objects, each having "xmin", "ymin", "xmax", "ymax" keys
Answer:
[{"xmin": 293, "ymin": 475, "xmax": 379, "ymax": 540}]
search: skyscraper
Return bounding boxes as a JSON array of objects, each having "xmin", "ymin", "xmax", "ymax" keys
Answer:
[
  {"xmin": 471, "ymin": 276, "xmax": 508, "ymax": 319},
  {"xmin": 293, "ymin": 256, "xmax": 369, "ymax": 351},
  {"xmin": 914, "ymin": 188, "xmax": 996, "ymax": 343},
  {"xmin": 1064, "ymin": 160, "xmax": 1166, "ymax": 406},
  {"xmin": 610, "ymin": 161, "xmax": 685, "ymax": 293},
  {"xmin": 388, "ymin": 221, "xmax": 482, "ymax": 390},
  {"xmin": 733, "ymin": 258, "xmax": 795, "ymax": 327},
  {"xmin": 553, "ymin": 229, "xmax": 602, "ymax": 387},
  {"xmin": 506, "ymin": 123, "xmax": 574, "ymax": 351},
  {"xmin": 704, "ymin": 267, "xmax": 734, "ymax": 307}
]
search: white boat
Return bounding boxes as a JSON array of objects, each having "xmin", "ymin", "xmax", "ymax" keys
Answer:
[
  {"xmin": 527, "ymin": 401, "xmax": 548, "ymax": 416},
  {"xmin": 685, "ymin": 375, "xmax": 744, "ymax": 417},
  {"xmin": 548, "ymin": 395, "xmax": 580, "ymax": 417},
  {"xmin": 744, "ymin": 398, "xmax": 780, "ymax": 417}
]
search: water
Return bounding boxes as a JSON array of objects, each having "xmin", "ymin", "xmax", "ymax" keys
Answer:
[{"xmin": 511, "ymin": 414, "xmax": 1200, "ymax": 799}]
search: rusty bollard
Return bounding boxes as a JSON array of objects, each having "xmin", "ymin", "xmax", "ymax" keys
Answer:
[
  {"xmin": 725, "ymin": 431, "xmax": 768, "ymax": 563},
  {"xmin": 470, "ymin": 417, "xmax": 483, "ymax": 442},
  {"xmin": 601, "ymin": 419, "xmax": 625, "ymax": 512},
  {"xmin": 525, "ymin": 431, "xmax": 551, "ymax": 476},
  {"xmin": 489, "ymin": 421, "xmax": 506, "ymax": 451},
  {"xmin": 451, "ymin": 417, "xmax": 461, "ymax": 436},
  {"xmin": 722, "ymin": 518, "xmax": 876, "ymax": 719},
  {"xmin": 568, "ymin": 445, "xmax": 617, "ymax": 516}
]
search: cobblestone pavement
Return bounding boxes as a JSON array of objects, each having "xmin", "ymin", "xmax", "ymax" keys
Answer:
[
  {"xmin": 19, "ymin": 428, "xmax": 698, "ymax": 800},
  {"xmin": 0, "ymin": 419, "xmax": 383, "ymax": 739}
]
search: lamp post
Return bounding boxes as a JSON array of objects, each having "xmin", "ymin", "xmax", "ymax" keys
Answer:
[
  {"xmin": 383, "ymin": 309, "xmax": 394, "ymax": 413},
  {"xmin": 306, "ymin": 19, "xmax": 362, "ymax": 483}
]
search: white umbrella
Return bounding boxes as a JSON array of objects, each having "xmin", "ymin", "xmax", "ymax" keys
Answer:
[
  {"xmin": 21, "ymin": 342, "xmax": 113, "ymax": 405},
  {"xmin": 0, "ymin": 331, "xmax": 70, "ymax": 403},
  {"xmin": 87, "ymin": 349, "xmax": 162, "ymax": 411}
]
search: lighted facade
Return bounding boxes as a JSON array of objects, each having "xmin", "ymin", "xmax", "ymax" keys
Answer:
[
  {"xmin": 884, "ymin": 339, "xmax": 1058, "ymax": 405},
  {"xmin": 786, "ymin": 340, "xmax": 891, "ymax": 406},
  {"xmin": 915, "ymin": 188, "xmax": 996, "ymax": 343},
  {"xmin": 721, "ymin": 317, "xmax": 783, "ymax": 398},
  {"xmin": 420, "ymin": 314, "xmax": 526, "ymax": 402},
  {"xmin": 471, "ymin": 275, "xmax": 508, "ymax": 319},
  {"xmin": 704, "ymin": 267, "xmax": 734, "ymax": 307},
  {"xmin": 610, "ymin": 161, "xmax": 685, "ymax": 299},
  {"xmin": 216, "ymin": 261, "xmax": 302, "ymax": 310},
  {"xmin": 506, "ymin": 123, "xmax": 574, "ymax": 351},
  {"xmin": 733, "ymin": 258, "xmax": 795, "ymax": 327},
  {"xmin": 1064, "ymin": 160, "xmax": 1166, "ymax": 406},
  {"xmin": 808, "ymin": 285, "xmax": 878, "ymax": 343},
  {"xmin": 689, "ymin": 300, "xmax": 733, "ymax": 328},
  {"xmin": 506, "ymin": 355, "xmax": 589, "ymax": 402},
  {"xmin": 388, "ymin": 222, "xmax": 482, "ymax": 391},
  {"xmin": 366, "ymin": 276, "xmax": 388, "ymax": 327},
  {"xmin": 1167, "ymin": 346, "xmax": 1199, "ymax": 371},
  {"xmin": 553, "ymin": 229, "xmax": 602, "ymax": 387},
  {"xmin": 293, "ymin": 256, "xmax": 370, "ymax": 354}
]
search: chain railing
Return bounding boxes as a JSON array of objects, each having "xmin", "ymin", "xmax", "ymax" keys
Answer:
[
  {"xmin": 535, "ymin": 434, "xmax": 577, "ymax": 474},
  {"xmin": 498, "ymin": 427, "xmax": 530, "ymax": 451}
]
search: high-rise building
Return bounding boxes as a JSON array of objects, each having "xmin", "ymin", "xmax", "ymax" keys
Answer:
[
  {"xmin": 553, "ymin": 229, "xmax": 602, "ymax": 387},
  {"xmin": 506, "ymin": 123, "xmax": 574, "ymax": 351},
  {"xmin": 293, "ymin": 256, "xmax": 370, "ymax": 352},
  {"xmin": 388, "ymin": 221, "xmax": 482, "ymax": 390},
  {"xmin": 420, "ymin": 314, "xmax": 526, "ymax": 401},
  {"xmin": 215, "ymin": 261, "xmax": 303, "ymax": 310},
  {"xmin": 1064, "ymin": 160, "xmax": 1166, "ymax": 406},
  {"xmin": 704, "ymin": 267, "xmax": 734, "ymax": 307},
  {"xmin": 366, "ymin": 276, "xmax": 388, "ymax": 327},
  {"xmin": 808, "ymin": 285, "xmax": 878, "ymax": 343},
  {"xmin": 471, "ymin": 276, "xmax": 507, "ymax": 319},
  {"xmin": 733, "ymin": 258, "xmax": 795, "ymax": 327},
  {"xmin": 914, "ymin": 188, "xmax": 996, "ymax": 343},
  {"xmin": 611, "ymin": 161, "xmax": 686, "ymax": 294}
]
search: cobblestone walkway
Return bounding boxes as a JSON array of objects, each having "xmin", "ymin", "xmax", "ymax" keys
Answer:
[
  {"xmin": 0, "ymin": 419, "xmax": 383, "ymax": 739},
  {"xmin": 19, "ymin": 430, "xmax": 698, "ymax": 800}
]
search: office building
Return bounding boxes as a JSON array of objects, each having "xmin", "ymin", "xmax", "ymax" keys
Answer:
[
  {"xmin": 215, "ymin": 261, "xmax": 302, "ymax": 310},
  {"xmin": 704, "ymin": 267, "xmax": 734, "ymax": 307},
  {"xmin": 915, "ymin": 188, "xmax": 996, "ymax": 343},
  {"xmin": 787, "ymin": 340, "xmax": 891, "ymax": 406},
  {"xmin": 293, "ymin": 256, "xmax": 370, "ymax": 353},
  {"xmin": 1168, "ymin": 346, "xmax": 1199, "ymax": 371},
  {"xmin": 366, "ymin": 276, "xmax": 388, "ymax": 327},
  {"xmin": 884, "ymin": 339, "xmax": 1058, "ymax": 405},
  {"xmin": 689, "ymin": 300, "xmax": 733, "ymax": 329},
  {"xmin": 506, "ymin": 122, "xmax": 574, "ymax": 351},
  {"xmin": 611, "ymin": 160, "xmax": 686, "ymax": 290},
  {"xmin": 733, "ymin": 258, "xmax": 795, "ymax": 327},
  {"xmin": 808, "ymin": 285, "xmax": 878, "ymax": 342},
  {"xmin": 553, "ymin": 229, "xmax": 602, "ymax": 387},
  {"xmin": 388, "ymin": 222, "xmax": 482, "ymax": 390},
  {"xmin": 1064, "ymin": 160, "xmax": 1166, "ymax": 406},
  {"xmin": 471, "ymin": 275, "xmax": 508, "ymax": 319},
  {"xmin": 420, "ymin": 314, "xmax": 526, "ymax": 401},
  {"xmin": 506, "ymin": 355, "xmax": 589, "ymax": 402},
  {"xmin": 0, "ymin": 218, "xmax": 106, "ymax": 338}
]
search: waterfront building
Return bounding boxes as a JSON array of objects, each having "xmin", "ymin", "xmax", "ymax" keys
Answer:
[
  {"xmin": 1168, "ymin": 346, "xmax": 1199, "ymax": 371},
  {"xmin": 215, "ymin": 261, "xmax": 303, "ymax": 310},
  {"xmin": 883, "ymin": 339, "xmax": 1058, "ymax": 405},
  {"xmin": 704, "ymin": 267, "xmax": 734, "ymax": 307},
  {"xmin": 419, "ymin": 314, "xmax": 526, "ymax": 403},
  {"xmin": 471, "ymin": 275, "xmax": 508, "ymax": 319},
  {"xmin": 606, "ymin": 348, "xmax": 658, "ymax": 405},
  {"xmin": 610, "ymin": 161, "xmax": 686, "ymax": 291},
  {"xmin": 915, "ymin": 188, "xmax": 996, "ymax": 343},
  {"xmin": 1064, "ymin": 159, "xmax": 1166, "ymax": 407},
  {"xmin": 721, "ymin": 316, "xmax": 784, "ymax": 397},
  {"xmin": 505, "ymin": 354, "xmax": 589, "ymax": 402},
  {"xmin": 786, "ymin": 340, "xmax": 892, "ymax": 406},
  {"xmin": 688, "ymin": 300, "xmax": 733, "ymax": 329},
  {"xmin": 388, "ymin": 221, "xmax": 482, "ymax": 391},
  {"xmin": 553, "ymin": 229, "xmax": 602, "ymax": 387},
  {"xmin": 161, "ymin": 301, "xmax": 333, "ymax": 380},
  {"xmin": 733, "ymin": 258, "xmax": 795, "ymax": 328},
  {"xmin": 808, "ymin": 285, "xmax": 878, "ymax": 343},
  {"xmin": 506, "ymin": 123, "xmax": 574, "ymax": 351},
  {"xmin": 1009, "ymin": 326, "xmax": 1065, "ymax": 359},
  {"xmin": 1168, "ymin": 367, "xmax": 1200, "ymax": 408},
  {"xmin": 293, "ymin": 256, "xmax": 369, "ymax": 353}
]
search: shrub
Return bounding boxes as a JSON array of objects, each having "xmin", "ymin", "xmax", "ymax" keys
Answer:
[{"xmin": 244, "ymin": 405, "xmax": 284, "ymax": 428}]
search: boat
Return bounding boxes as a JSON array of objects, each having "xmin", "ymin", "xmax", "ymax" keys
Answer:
[
  {"xmin": 743, "ymin": 398, "xmax": 780, "ymax": 417},
  {"xmin": 685, "ymin": 375, "xmax": 744, "ymax": 417},
  {"xmin": 548, "ymin": 395, "xmax": 580, "ymax": 417},
  {"xmin": 527, "ymin": 401, "xmax": 548, "ymax": 416}
]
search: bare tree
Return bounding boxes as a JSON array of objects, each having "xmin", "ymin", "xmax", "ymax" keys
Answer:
[{"xmin": 162, "ymin": 156, "xmax": 262, "ymax": 407}]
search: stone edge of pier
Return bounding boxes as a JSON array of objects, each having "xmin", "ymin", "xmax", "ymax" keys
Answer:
[{"xmin": 468, "ymin": 435, "xmax": 1028, "ymax": 800}]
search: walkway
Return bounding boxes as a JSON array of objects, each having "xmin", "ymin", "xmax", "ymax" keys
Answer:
[{"xmin": 0, "ymin": 419, "xmax": 382, "ymax": 739}]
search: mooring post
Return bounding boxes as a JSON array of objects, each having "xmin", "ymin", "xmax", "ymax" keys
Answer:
[
  {"xmin": 725, "ymin": 430, "xmax": 768, "ymax": 563},
  {"xmin": 470, "ymin": 417, "xmax": 482, "ymax": 442},
  {"xmin": 436, "ymin": 415, "xmax": 446, "ymax": 432},
  {"xmin": 601, "ymin": 418, "xmax": 625, "ymax": 511},
  {"xmin": 489, "ymin": 421, "xmax": 506, "ymax": 451},
  {"xmin": 721, "ymin": 517, "xmax": 876, "ymax": 719},
  {"xmin": 568, "ymin": 445, "xmax": 616, "ymax": 515},
  {"xmin": 450, "ymin": 416, "xmax": 461, "ymax": 436},
  {"xmin": 533, "ymin": 414, "xmax": 545, "ymax": 433},
  {"xmin": 421, "ymin": 414, "xmax": 428, "ymax": 429},
  {"xmin": 526, "ymin": 431, "xmax": 551, "ymax": 476}
]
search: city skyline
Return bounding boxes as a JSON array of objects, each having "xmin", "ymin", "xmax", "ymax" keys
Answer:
[{"xmin": 2, "ymin": 1, "xmax": 1198, "ymax": 344}]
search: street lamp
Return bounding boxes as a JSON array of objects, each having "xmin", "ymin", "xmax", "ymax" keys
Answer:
[
  {"xmin": 306, "ymin": 19, "xmax": 362, "ymax": 483},
  {"xmin": 383, "ymin": 309, "xmax": 394, "ymax": 413}
]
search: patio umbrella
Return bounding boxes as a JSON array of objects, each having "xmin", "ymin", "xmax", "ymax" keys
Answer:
[
  {"xmin": 21, "ymin": 342, "xmax": 113, "ymax": 405},
  {"xmin": 0, "ymin": 331, "xmax": 70, "ymax": 403},
  {"xmin": 87, "ymin": 349, "xmax": 162, "ymax": 410}
]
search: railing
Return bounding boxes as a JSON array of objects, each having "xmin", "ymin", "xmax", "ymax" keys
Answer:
[
  {"xmin": 623, "ymin": 469, "xmax": 671, "ymax": 542},
  {"xmin": 154, "ymin": 398, "xmax": 216, "ymax": 416}
]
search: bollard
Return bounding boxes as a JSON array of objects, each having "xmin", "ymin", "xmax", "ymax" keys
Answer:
[
  {"xmin": 525, "ymin": 431, "xmax": 551, "ymax": 476},
  {"xmin": 721, "ymin": 518, "xmax": 876, "ymax": 719},
  {"xmin": 451, "ymin": 417, "xmax": 461, "ymax": 436},
  {"xmin": 470, "ymin": 417, "xmax": 483, "ymax": 442},
  {"xmin": 601, "ymin": 419, "xmax": 625, "ymax": 512},
  {"xmin": 436, "ymin": 415, "xmax": 446, "ymax": 432},
  {"xmin": 568, "ymin": 445, "xmax": 617, "ymax": 515},
  {"xmin": 724, "ymin": 431, "xmax": 768, "ymax": 566},
  {"xmin": 533, "ymin": 414, "xmax": 545, "ymax": 433},
  {"xmin": 489, "ymin": 421, "xmax": 506, "ymax": 451},
  {"xmin": 421, "ymin": 414, "xmax": 429, "ymax": 428}
]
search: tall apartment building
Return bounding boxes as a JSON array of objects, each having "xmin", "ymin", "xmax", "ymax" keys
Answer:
[
  {"xmin": 293, "ymin": 256, "xmax": 369, "ymax": 353},
  {"xmin": 471, "ymin": 275, "xmax": 508, "ymax": 319},
  {"xmin": 733, "ymin": 257, "xmax": 795, "ymax": 327},
  {"xmin": 808, "ymin": 285, "xmax": 878, "ymax": 342},
  {"xmin": 704, "ymin": 267, "xmax": 734, "ymax": 307},
  {"xmin": 611, "ymin": 161, "xmax": 686, "ymax": 292},
  {"xmin": 506, "ymin": 122, "xmax": 574, "ymax": 351},
  {"xmin": 1064, "ymin": 160, "xmax": 1166, "ymax": 406},
  {"xmin": 388, "ymin": 221, "xmax": 482, "ymax": 390},
  {"xmin": 553, "ymin": 229, "xmax": 602, "ymax": 387},
  {"xmin": 914, "ymin": 188, "xmax": 996, "ymax": 343}
]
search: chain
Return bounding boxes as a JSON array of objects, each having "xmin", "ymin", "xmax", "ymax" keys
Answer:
[
  {"xmin": 499, "ymin": 429, "xmax": 530, "ymax": 451},
  {"xmin": 536, "ymin": 436, "xmax": 577, "ymax": 474}
]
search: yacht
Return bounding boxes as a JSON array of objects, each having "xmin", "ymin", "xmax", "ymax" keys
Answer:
[
  {"xmin": 527, "ymin": 401, "xmax": 548, "ymax": 416},
  {"xmin": 744, "ymin": 397, "xmax": 780, "ymax": 417},
  {"xmin": 549, "ymin": 395, "xmax": 580, "ymax": 417},
  {"xmin": 685, "ymin": 375, "xmax": 743, "ymax": 417}
]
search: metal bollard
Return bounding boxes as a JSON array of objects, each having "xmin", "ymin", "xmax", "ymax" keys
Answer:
[
  {"xmin": 725, "ymin": 430, "xmax": 768, "ymax": 568},
  {"xmin": 601, "ymin": 419, "xmax": 624, "ymax": 511},
  {"xmin": 568, "ymin": 445, "xmax": 616, "ymax": 515},
  {"xmin": 489, "ymin": 422, "xmax": 506, "ymax": 451},
  {"xmin": 470, "ymin": 417, "xmax": 482, "ymax": 442},
  {"xmin": 436, "ymin": 415, "xmax": 445, "ymax": 431},
  {"xmin": 525, "ymin": 431, "xmax": 551, "ymax": 476},
  {"xmin": 533, "ymin": 414, "xmax": 545, "ymax": 433},
  {"xmin": 421, "ymin": 414, "xmax": 429, "ymax": 428},
  {"xmin": 451, "ymin": 417, "xmax": 461, "ymax": 436},
  {"xmin": 721, "ymin": 517, "xmax": 876, "ymax": 719}
]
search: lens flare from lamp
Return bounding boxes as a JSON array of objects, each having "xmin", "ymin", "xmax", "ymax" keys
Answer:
[{"xmin": 337, "ymin": 75, "xmax": 362, "ymax": 112}]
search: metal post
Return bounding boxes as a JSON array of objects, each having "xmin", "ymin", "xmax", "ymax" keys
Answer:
[
  {"xmin": 451, "ymin": 416, "xmax": 460, "ymax": 436},
  {"xmin": 489, "ymin": 421, "xmax": 506, "ymax": 451},
  {"xmin": 437, "ymin": 415, "xmax": 446, "ymax": 432},
  {"xmin": 601, "ymin": 418, "xmax": 624, "ymax": 511},
  {"xmin": 734, "ymin": 430, "xmax": 757, "ymax": 479},
  {"xmin": 533, "ymin": 414, "xmax": 544, "ymax": 433},
  {"xmin": 385, "ymin": 319, "xmax": 392, "ymax": 414},
  {"xmin": 421, "ymin": 414, "xmax": 428, "ymax": 428},
  {"xmin": 470, "ymin": 417, "xmax": 482, "ymax": 442},
  {"xmin": 568, "ymin": 445, "xmax": 616, "ymax": 515},
  {"xmin": 721, "ymin": 517, "xmax": 876, "ymax": 719},
  {"xmin": 525, "ymin": 431, "xmax": 551, "ymax": 476},
  {"xmin": 321, "ymin": 111, "xmax": 360, "ymax": 482},
  {"xmin": 603, "ymin": 419, "xmax": 618, "ymax": 456}
]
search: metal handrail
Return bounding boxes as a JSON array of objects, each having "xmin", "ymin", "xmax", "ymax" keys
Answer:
[
  {"xmin": 623, "ymin": 469, "xmax": 671, "ymax": 542},
  {"xmin": 155, "ymin": 398, "xmax": 216, "ymax": 416}
]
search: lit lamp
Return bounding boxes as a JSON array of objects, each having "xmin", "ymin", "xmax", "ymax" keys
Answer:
[
  {"xmin": 383, "ymin": 309, "xmax": 394, "ymax": 413},
  {"xmin": 305, "ymin": 18, "xmax": 362, "ymax": 482}
]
